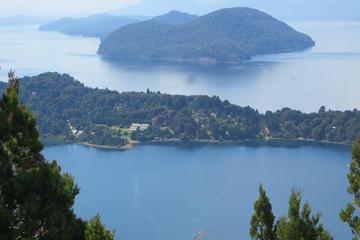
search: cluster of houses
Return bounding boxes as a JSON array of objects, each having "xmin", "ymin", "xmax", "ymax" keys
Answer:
[
  {"xmin": 129, "ymin": 123, "xmax": 150, "ymax": 131},
  {"xmin": 67, "ymin": 120, "xmax": 150, "ymax": 137},
  {"xmin": 67, "ymin": 121, "xmax": 84, "ymax": 138}
]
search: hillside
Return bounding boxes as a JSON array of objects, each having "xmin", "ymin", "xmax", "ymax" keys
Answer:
[
  {"xmin": 151, "ymin": 11, "xmax": 198, "ymax": 25},
  {"xmin": 39, "ymin": 14, "xmax": 139, "ymax": 38},
  {"xmin": 0, "ymin": 72, "xmax": 359, "ymax": 147},
  {"xmin": 98, "ymin": 7, "xmax": 315, "ymax": 63}
]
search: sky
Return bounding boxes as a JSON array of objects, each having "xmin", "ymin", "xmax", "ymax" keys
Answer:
[
  {"xmin": 0, "ymin": 0, "xmax": 359, "ymax": 20},
  {"xmin": 0, "ymin": 0, "xmax": 138, "ymax": 17}
]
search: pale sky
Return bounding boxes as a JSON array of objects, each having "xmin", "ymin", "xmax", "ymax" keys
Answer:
[
  {"xmin": 0, "ymin": 0, "xmax": 139, "ymax": 17},
  {"xmin": 0, "ymin": 0, "xmax": 359, "ymax": 20}
]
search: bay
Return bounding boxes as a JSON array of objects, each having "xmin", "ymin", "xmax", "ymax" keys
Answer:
[{"xmin": 44, "ymin": 143, "xmax": 351, "ymax": 240}]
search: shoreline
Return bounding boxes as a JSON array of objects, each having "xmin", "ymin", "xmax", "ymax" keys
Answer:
[
  {"xmin": 47, "ymin": 137, "xmax": 352, "ymax": 150},
  {"xmin": 80, "ymin": 140, "xmax": 140, "ymax": 150},
  {"xmin": 99, "ymin": 46, "xmax": 314, "ymax": 66},
  {"xmin": 147, "ymin": 137, "xmax": 352, "ymax": 147}
]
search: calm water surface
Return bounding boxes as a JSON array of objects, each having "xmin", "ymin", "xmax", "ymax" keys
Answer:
[
  {"xmin": 0, "ymin": 21, "xmax": 359, "ymax": 112},
  {"xmin": 44, "ymin": 143, "xmax": 351, "ymax": 240}
]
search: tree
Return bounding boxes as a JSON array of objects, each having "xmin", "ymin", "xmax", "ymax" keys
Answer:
[
  {"xmin": 250, "ymin": 185, "xmax": 276, "ymax": 240},
  {"xmin": 276, "ymin": 191, "xmax": 332, "ymax": 240},
  {"xmin": 0, "ymin": 71, "xmax": 113, "ymax": 240},
  {"xmin": 85, "ymin": 214, "xmax": 115, "ymax": 240},
  {"xmin": 0, "ymin": 71, "xmax": 85, "ymax": 239},
  {"xmin": 340, "ymin": 136, "xmax": 360, "ymax": 239}
]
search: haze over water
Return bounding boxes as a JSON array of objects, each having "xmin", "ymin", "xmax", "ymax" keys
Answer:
[{"xmin": 0, "ymin": 21, "xmax": 359, "ymax": 112}]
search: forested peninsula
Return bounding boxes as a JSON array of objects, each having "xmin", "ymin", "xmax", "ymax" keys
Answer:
[
  {"xmin": 99, "ymin": 7, "xmax": 315, "ymax": 63},
  {"xmin": 0, "ymin": 72, "xmax": 359, "ymax": 148}
]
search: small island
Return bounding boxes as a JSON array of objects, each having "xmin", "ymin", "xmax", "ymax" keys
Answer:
[
  {"xmin": 98, "ymin": 7, "xmax": 315, "ymax": 63},
  {"xmin": 0, "ymin": 72, "xmax": 359, "ymax": 149}
]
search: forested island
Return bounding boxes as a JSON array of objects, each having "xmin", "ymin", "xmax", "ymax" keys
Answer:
[
  {"xmin": 99, "ymin": 7, "xmax": 315, "ymax": 63},
  {"xmin": 0, "ymin": 72, "xmax": 359, "ymax": 148}
]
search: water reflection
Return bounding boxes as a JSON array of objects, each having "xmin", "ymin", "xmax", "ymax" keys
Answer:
[
  {"xmin": 144, "ymin": 139, "xmax": 351, "ymax": 152},
  {"xmin": 101, "ymin": 57, "xmax": 278, "ymax": 88}
]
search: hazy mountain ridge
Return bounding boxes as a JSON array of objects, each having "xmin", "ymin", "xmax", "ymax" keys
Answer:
[
  {"xmin": 39, "ymin": 14, "xmax": 139, "ymax": 38},
  {"xmin": 98, "ymin": 7, "xmax": 315, "ymax": 63},
  {"xmin": 0, "ymin": 15, "xmax": 47, "ymax": 26}
]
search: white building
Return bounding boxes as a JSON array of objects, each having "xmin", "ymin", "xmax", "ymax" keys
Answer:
[{"xmin": 129, "ymin": 123, "xmax": 150, "ymax": 131}]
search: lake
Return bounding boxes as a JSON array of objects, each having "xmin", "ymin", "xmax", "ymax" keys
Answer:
[
  {"xmin": 0, "ymin": 21, "xmax": 358, "ymax": 239},
  {"xmin": 0, "ymin": 21, "xmax": 360, "ymax": 112},
  {"xmin": 44, "ymin": 143, "xmax": 352, "ymax": 240}
]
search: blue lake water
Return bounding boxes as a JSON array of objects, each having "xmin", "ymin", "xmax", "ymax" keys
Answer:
[
  {"xmin": 44, "ymin": 143, "xmax": 351, "ymax": 240},
  {"xmin": 0, "ymin": 21, "xmax": 360, "ymax": 112}
]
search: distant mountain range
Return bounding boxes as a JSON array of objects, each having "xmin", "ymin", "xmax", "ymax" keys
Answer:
[
  {"xmin": 39, "ymin": 14, "xmax": 140, "ymax": 38},
  {"xmin": 98, "ymin": 7, "xmax": 315, "ymax": 63},
  {"xmin": 0, "ymin": 15, "xmax": 47, "ymax": 26}
]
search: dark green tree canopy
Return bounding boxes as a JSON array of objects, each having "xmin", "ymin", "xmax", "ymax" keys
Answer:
[
  {"xmin": 85, "ymin": 214, "xmax": 115, "ymax": 240},
  {"xmin": 340, "ymin": 136, "xmax": 360, "ymax": 239},
  {"xmin": 250, "ymin": 184, "xmax": 276, "ymax": 240},
  {"xmin": 0, "ymin": 71, "xmax": 112, "ymax": 240},
  {"xmin": 1, "ymin": 72, "xmax": 359, "ymax": 147},
  {"xmin": 276, "ymin": 191, "xmax": 332, "ymax": 240}
]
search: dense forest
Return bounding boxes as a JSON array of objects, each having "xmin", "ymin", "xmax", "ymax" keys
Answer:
[
  {"xmin": 99, "ymin": 7, "xmax": 315, "ymax": 63},
  {"xmin": 0, "ymin": 72, "xmax": 359, "ymax": 148}
]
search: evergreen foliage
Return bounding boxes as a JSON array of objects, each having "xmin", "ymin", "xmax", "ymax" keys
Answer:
[
  {"xmin": 275, "ymin": 191, "xmax": 333, "ymax": 240},
  {"xmin": 85, "ymin": 214, "xmax": 115, "ymax": 240},
  {"xmin": 0, "ymin": 71, "xmax": 112, "ymax": 240},
  {"xmin": 250, "ymin": 187, "xmax": 333, "ymax": 240},
  {"xmin": 250, "ymin": 185, "xmax": 276, "ymax": 240},
  {"xmin": 340, "ymin": 136, "xmax": 360, "ymax": 239}
]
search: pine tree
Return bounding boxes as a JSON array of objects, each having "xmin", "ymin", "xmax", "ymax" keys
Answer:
[
  {"xmin": 85, "ymin": 214, "xmax": 115, "ymax": 240},
  {"xmin": 250, "ymin": 184, "xmax": 276, "ymax": 240},
  {"xmin": 340, "ymin": 136, "xmax": 360, "ymax": 239},
  {"xmin": 0, "ymin": 70, "xmax": 48, "ymax": 239},
  {"xmin": 276, "ymin": 191, "xmax": 332, "ymax": 240},
  {"xmin": 0, "ymin": 71, "xmax": 94, "ymax": 239},
  {"xmin": 0, "ymin": 71, "xmax": 115, "ymax": 239}
]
